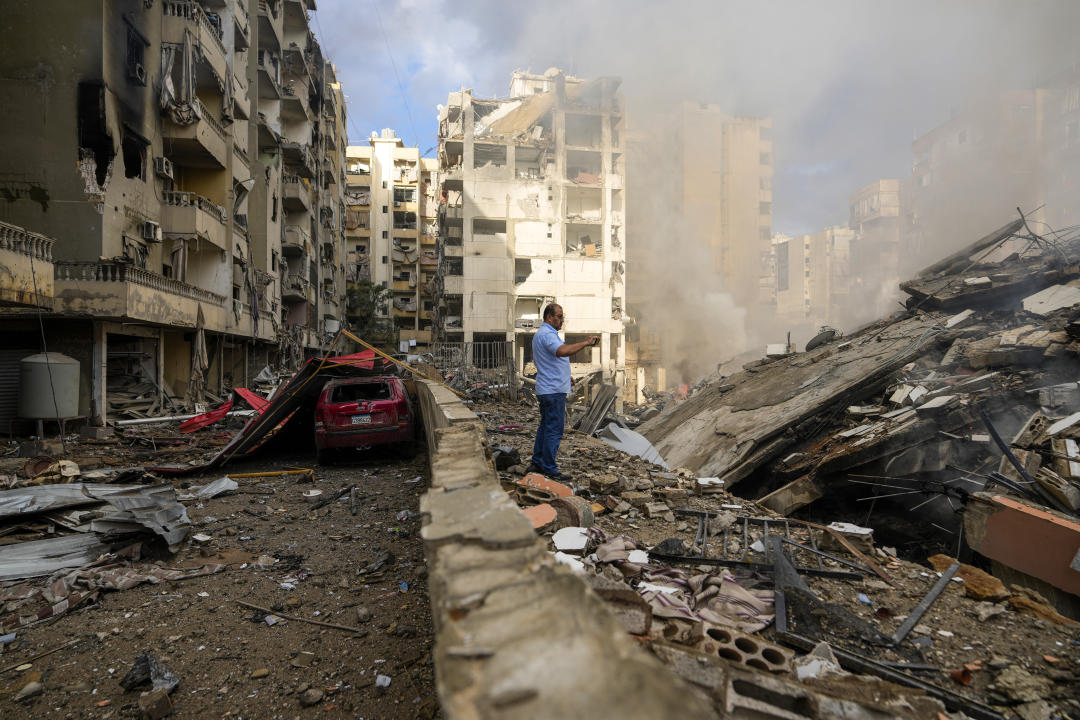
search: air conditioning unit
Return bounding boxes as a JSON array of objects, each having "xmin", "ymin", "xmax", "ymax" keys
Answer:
[
  {"xmin": 153, "ymin": 157, "xmax": 174, "ymax": 180},
  {"xmin": 129, "ymin": 62, "xmax": 147, "ymax": 85},
  {"xmin": 142, "ymin": 220, "xmax": 162, "ymax": 243}
]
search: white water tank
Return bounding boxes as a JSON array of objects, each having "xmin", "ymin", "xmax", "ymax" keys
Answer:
[{"xmin": 19, "ymin": 352, "xmax": 80, "ymax": 419}]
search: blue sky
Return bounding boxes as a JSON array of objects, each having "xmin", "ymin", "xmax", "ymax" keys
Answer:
[{"xmin": 310, "ymin": 0, "xmax": 1080, "ymax": 236}]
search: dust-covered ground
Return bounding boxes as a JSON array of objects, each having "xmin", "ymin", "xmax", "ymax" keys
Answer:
[{"xmin": 0, "ymin": 447, "xmax": 439, "ymax": 719}]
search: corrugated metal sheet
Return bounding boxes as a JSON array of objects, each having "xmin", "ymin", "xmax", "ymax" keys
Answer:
[{"xmin": 0, "ymin": 348, "xmax": 34, "ymax": 432}]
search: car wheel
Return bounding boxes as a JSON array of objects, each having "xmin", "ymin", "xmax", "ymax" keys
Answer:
[
  {"xmin": 316, "ymin": 443, "xmax": 330, "ymax": 466},
  {"xmin": 397, "ymin": 439, "xmax": 416, "ymax": 459}
]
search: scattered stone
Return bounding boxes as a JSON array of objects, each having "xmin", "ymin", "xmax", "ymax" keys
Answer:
[
  {"xmin": 14, "ymin": 681, "xmax": 43, "ymax": 701},
  {"xmin": 137, "ymin": 688, "xmax": 173, "ymax": 719},
  {"xmin": 291, "ymin": 652, "xmax": 315, "ymax": 668},
  {"xmin": 990, "ymin": 665, "xmax": 1052, "ymax": 704},
  {"xmin": 975, "ymin": 602, "xmax": 1007, "ymax": 622},
  {"xmin": 355, "ymin": 606, "xmax": 373, "ymax": 623},
  {"xmin": 927, "ymin": 554, "xmax": 1009, "ymax": 601},
  {"xmin": 250, "ymin": 668, "xmax": 269, "ymax": 679},
  {"xmin": 299, "ymin": 688, "xmax": 324, "ymax": 707},
  {"xmin": 1008, "ymin": 595, "xmax": 1080, "ymax": 627}
]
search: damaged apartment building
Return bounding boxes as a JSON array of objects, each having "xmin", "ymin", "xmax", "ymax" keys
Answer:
[
  {"xmin": 433, "ymin": 69, "xmax": 627, "ymax": 381},
  {"xmin": 0, "ymin": 0, "xmax": 347, "ymax": 429},
  {"xmin": 345, "ymin": 131, "xmax": 439, "ymax": 351},
  {"xmin": 625, "ymin": 103, "xmax": 773, "ymax": 395}
]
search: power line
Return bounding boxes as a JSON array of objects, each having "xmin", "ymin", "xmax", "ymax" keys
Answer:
[{"xmin": 369, "ymin": 0, "xmax": 420, "ymax": 148}]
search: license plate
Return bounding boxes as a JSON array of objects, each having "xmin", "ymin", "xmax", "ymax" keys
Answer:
[{"xmin": 351, "ymin": 414, "xmax": 372, "ymax": 425}]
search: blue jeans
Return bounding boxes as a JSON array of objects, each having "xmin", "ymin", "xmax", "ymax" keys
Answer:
[{"xmin": 532, "ymin": 393, "xmax": 566, "ymax": 475}]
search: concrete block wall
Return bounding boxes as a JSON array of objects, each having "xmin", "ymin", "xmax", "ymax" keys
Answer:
[{"xmin": 415, "ymin": 379, "xmax": 717, "ymax": 719}]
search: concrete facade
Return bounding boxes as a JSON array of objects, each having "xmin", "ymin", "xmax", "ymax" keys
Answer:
[
  {"xmin": 345, "ymin": 133, "xmax": 438, "ymax": 350},
  {"xmin": 0, "ymin": 0, "xmax": 346, "ymax": 426},
  {"xmin": 771, "ymin": 226, "xmax": 855, "ymax": 332},
  {"xmin": 434, "ymin": 69, "xmax": 627, "ymax": 380}
]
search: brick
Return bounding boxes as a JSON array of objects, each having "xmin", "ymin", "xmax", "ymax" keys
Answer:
[
  {"xmin": 657, "ymin": 487, "xmax": 690, "ymax": 504},
  {"xmin": 644, "ymin": 501, "xmax": 670, "ymax": 518},
  {"xmin": 522, "ymin": 504, "xmax": 557, "ymax": 532},
  {"xmin": 620, "ymin": 491, "xmax": 652, "ymax": 508}
]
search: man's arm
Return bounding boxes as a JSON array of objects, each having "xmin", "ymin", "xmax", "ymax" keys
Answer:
[{"xmin": 556, "ymin": 335, "xmax": 599, "ymax": 357}]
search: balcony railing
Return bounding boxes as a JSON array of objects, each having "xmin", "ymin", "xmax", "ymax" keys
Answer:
[
  {"xmin": 0, "ymin": 221, "xmax": 54, "ymax": 262},
  {"xmin": 56, "ymin": 261, "xmax": 226, "ymax": 306},
  {"xmin": 163, "ymin": 1, "xmax": 226, "ymax": 58},
  {"xmin": 163, "ymin": 190, "xmax": 227, "ymax": 223},
  {"xmin": 194, "ymin": 98, "xmax": 226, "ymax": 142}
]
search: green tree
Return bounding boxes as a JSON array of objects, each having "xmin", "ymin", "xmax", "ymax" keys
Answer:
[{"xmin": 345, "ymin": 280, "xmax": 394, "ymax": 343}]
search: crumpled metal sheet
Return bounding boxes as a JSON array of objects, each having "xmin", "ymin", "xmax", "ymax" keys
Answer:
[
  {"xmin": 0, "ymin": 534, "xmax": 109, "ymax": 582},
  {"xmin": 598, "ymin": 423, "xmax": 669, "ymax": 469},
  {"xmin": 0, "ymin": 482, "xmax": 192, "ymax": 554}
]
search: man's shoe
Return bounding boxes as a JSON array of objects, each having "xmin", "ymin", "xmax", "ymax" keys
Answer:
[
  {"xmin": 550, "ymin": 472, "xmax": 573, "ymax": 483},
  {"xmin": 524, "ymin": 463, "xmax": 545, "ymax": 476}
]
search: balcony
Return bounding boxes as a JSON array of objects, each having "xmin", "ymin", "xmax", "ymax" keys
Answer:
[
  {"xmin": 283, "ymin": 226, "xmax": 310, "ymax": 255},
  {"xmin": 233, "ymin": 0, "xmax": 251, "ymax": 50},
  {"xmin": 162, "ymin": 191, "xmax": 228, "ymax": 250},
  {"xmin": 232, "ymin": 71, "xmax": 250, "ymax": 119},
  {"xmin": 55, "ymin": 261, "xmax": 226, "ymax": 331},
  {"xmin": 257, "ymin": 50, "xmax": 282, "ymax": 99},
  {"xmin": 162, "ymin": 2, "xmax": 227, "ymax": 84},
  {"xmin": 257, "ymin": 0, "xmax": 283, "ymax": 51},
  {"xmin": 283, "ymin": 175, "xmax": 312, "ymax": 212},
  {"xmin": 162, "ymin": 98, "xmax": 227, "ymax": 168},
  {"xmin": 0, "ymin": 221, "xmax": 53, "ymax": 309},
  {"xmin": 282, "ymin": 275, "xmax": 312, "ymax": 302},
  {"xmin": 281, "ymin": 80, "xmax": 311, "ymax": 119},
  {"xmin": 282, "ymin": 141, "xmax": 315, "ymax": 178}
]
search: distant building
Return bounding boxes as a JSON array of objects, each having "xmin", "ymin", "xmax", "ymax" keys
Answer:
[
  {"xmin": 849, "ymin": 179, "xmax": 902, "ymax": 319},
  {"xmin": 625, "ymin": 104, "xmax": 771, "ymax": 391},
  {"xmin": 1038, "ymin": 64, "xmax": 1080, "ymax": 233},
  {"xmin": 905, "ymin": 91, "xmax": 1042, "ymax": 264},
  {"xmin": 675, "ymin": 105, "xmax": 774, "ymax": 318},
  {"xmin": 773, "ymin": 226, "xmax": 854, "ymax": 332},
  {"xmin": 434, "ymin": 69, "xmax": 627, "ymax": 380},
  {"xmin": 345, "ymin": 132, "xmax": 437, "ymax": 350}
]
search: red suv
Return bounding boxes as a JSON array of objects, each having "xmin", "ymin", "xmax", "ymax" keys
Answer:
[{"xmin": 314, "ymin": 376, "xmax": 415, "ymax": 462}]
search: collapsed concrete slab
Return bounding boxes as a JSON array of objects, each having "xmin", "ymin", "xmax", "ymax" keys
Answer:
[{"xmin": 638, "ymin": 313, "xmax": 946, "ymax": 487}]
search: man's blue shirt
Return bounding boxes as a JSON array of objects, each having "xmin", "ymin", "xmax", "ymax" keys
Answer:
[{"xmin": 532, "ymin": 322, "xmax": 571, "ymax": 395}]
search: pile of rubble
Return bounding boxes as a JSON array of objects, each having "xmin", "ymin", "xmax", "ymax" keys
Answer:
[
  {"xmin": 638, "ymin": 216, "xmax": 1080, "ymax": 599},
  {"xmin": 471, "ymin": 398, "xmax": 1079, "ymax": 718}
]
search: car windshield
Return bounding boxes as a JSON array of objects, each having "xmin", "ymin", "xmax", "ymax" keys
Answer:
[{"xmin": 331, "ymin": 382, "xmax": 391, "ymax": 402}]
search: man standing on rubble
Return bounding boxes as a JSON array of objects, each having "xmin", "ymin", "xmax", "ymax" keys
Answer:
[{"xmin": 528, "ymin": 303, "xmax": 598, "ymax": 482}]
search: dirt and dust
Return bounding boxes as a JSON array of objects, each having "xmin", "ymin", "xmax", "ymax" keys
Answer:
[{"xmin": 0, "ymin": 448, "xmax": 438, "ymax": 719}]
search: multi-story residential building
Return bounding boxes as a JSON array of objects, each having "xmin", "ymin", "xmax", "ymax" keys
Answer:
[
  {"xmin": 1037, "ymin": 64, "xmax": 1080, "ymax": 234},
  {"xmin": 344, "ymin": 132, "xmax": 437, "ymax": 351},
  {"xmin": 0, "ymin": 0, "xmax": 345, "ymax": 429},
  {"xmin": 674, "ymin": 105, "xmax": 774, "ymax": 318},
  {"xmin": 848, "ymin": 179, "xmax": 902, "ymax": 320},
  {"xmin": 772, "ymin": 226, "xmax": 854, "ymax": 333},
  {"xmin": 433, "ymin": 69, "xmax": 627, "ymax": 380},
  {"xmin": 624, "ymin": 106, "xmax": 771, "ymax": 392},
  {"xmin": 905, "ymin": 90, "xmax": 1042, "ymax": 266}
]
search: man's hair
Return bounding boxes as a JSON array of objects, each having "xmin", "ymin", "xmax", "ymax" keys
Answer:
[{"xmin": 542, "ymin": 303, "xmax": 561, "ymax": 320}]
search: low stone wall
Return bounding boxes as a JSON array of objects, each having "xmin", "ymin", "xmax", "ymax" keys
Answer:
[{"xmin": 415, "ymin": 379, "xmax": 717, "ymax": 719}]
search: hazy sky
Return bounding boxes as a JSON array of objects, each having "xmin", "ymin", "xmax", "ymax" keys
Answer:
[{"xmin": 311, "ymin": 0, "xmax": 1080, "ymax": 236}]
